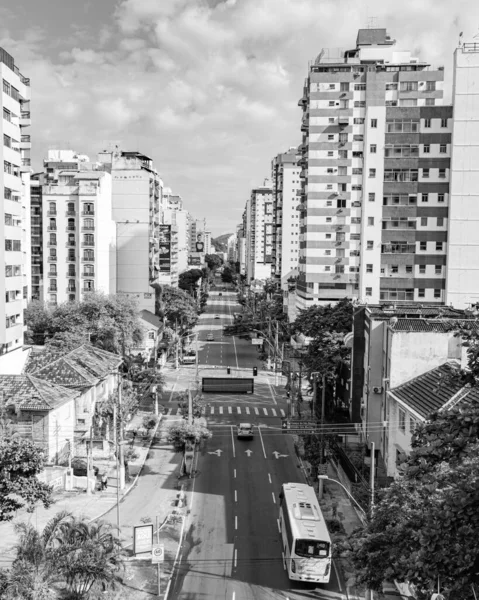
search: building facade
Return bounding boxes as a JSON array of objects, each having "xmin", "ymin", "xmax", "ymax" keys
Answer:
[
  {"xmin": 245, "ymin": 180, "xmax": 273, "ymax": 282},
  {"xmin": 1, "ymin": 47, "xmax": 31, "ymax": 358},
  {"xmin": 297, "ymin": 29, "xmax": 449, "ymax": 310}
]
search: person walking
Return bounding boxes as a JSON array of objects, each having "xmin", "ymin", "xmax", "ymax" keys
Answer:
[{"xmin": 101, "ymin": 472, "xmax": 108, "ymax": 490}]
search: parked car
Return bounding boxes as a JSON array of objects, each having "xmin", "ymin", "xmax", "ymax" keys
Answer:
[
  {"xmin": 237, "ymin": 423, "xmax": 254, "ymax": 439},
  {"xmin": 207, "ymin": 333, "xmax": 214, "ymax": 341},
  {"xmin": 71, "ymin": 459, "xmax": 99, "ymax": 478}
]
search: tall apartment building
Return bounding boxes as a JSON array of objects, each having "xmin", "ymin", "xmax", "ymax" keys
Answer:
[
  {"xmin": 204, "ymin": 231, "xmax": 212, "ymax": 256},
  {"xmin": 446, "ymin": 40, "xmax": 479, "ymax": 308},
  {"xmin": 237, "ymin": 221, "xmax": 247, "ymax": 275},
  {"xmin": 97, "ymin": 149, "xmax": 161, "ymax": 311},
  {"xmin": 161, "ymin": 188, "xmax": 192, "ymax": 275},
  {"xmin": 245, "ymin": 180, "xmax": 273, "ymax": 282},
  {"xmin": 271, "ymin": 148, "xmax": 302, "ymax": 289},
  {"xmin": 30, "ymin": 178, "xmax": 43, "ymax": 301},
  {"xmin": 298, "ymin": 29, "xmax": 451, "ymax": 309},
  {"xmin": 40, "ymin": 150, "xmax": 115, "ymax": 305},
  {"xmin": 1, "ymin": 48, "xmax": 31, "ymax": 359}
]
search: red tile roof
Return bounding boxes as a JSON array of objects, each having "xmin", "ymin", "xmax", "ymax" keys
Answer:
[{"xmin": 0, "ymin": 374, "xmax": 79, "ymax": 411}]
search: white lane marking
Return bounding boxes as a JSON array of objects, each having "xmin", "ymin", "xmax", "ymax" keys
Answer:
[
  {"xmin": 280, "ymin": 409, "xmax": 285, "ymax": 417},
  {"xmin": 266, "ymin": 376, "xmax": 277, "ymax": 405},
  {"xmin": 258, "ymin": 426, "xmax": 267, "ymax": 459},
  {"xmin": 235, "ymin": 490, "xmax": 237, "ymax": 502},
  {"xmin": 333, "ymin": 559, "xmax": 342, "ymax": 591},
  {"xmin": 237, "ymin": 407, "xmax": 241, "ymax": 414},
  {"xmin": 277, "ymin": 518, "xmax": 281, "ymax": 533},
  {"xmin": 254, "ymin": 407, "xmax": 259, "ymax": 415},
  {"xmin": 210, "ymin": 406, "xmax": 214, "ymax": 415},
  {"xmin": 246, "ymin": 406, "xmax": 250, "ymax": 415},
  {"xmin": 228, "ymin": 406, "xmax": 232, "ymax": 414},
  {"xmin": 272, "ymin": 408, "xmax": 277, "ymax": 417},
  {"xmin": 230, "ymin": 425, "xmax": 236, "ymax": 459},
  {"xmin": 220, "ymin": 406, "xmax": 223, "ymax": 414},
  {"xmin": 233, "ymin": 592, "xmax": 235, "ymax": 600},
  {"xmin": 268, "ymin": 473, "xmax": 272, "ymax": 484},
  {"xmin": 282, "ymin": 552, "xmax": 286, "ymax": 571},
  {"xmin": 234, "ymin": 549, "xmax": 237, "ymax": 568},
  {"xmin": 263, "ymin": 408, "xmax": 268, "ymax": 416},
  {"xmin": 272, "ymin": 492, "xmax": 276, "ymax": 504},
  {"xmin": 235, "ymin": 516, "xmax": 238, "ymax": 530},
  {"xmin": 234, "ymin": 469, "xmax": 236, "ymax": 478}
]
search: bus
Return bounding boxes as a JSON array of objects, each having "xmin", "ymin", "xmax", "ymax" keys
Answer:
[
  {"xmin": 181, "ymin": 351, "xmax": 197, "ymax": 365},
  {"xmin": 279, "ymin": 482, "xmax": 332, "ymax": 583}
]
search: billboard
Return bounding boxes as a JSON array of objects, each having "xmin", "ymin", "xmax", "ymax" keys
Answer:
[
  {"xmin": 159, "ymin": 225, "xmax": 171, "ymax": 272},
  {"xmin": 189, "ymin": 256, "xmax": 201, "ymax": 266},
  {"xmin": 195, "ymin": 232, "xmax": 205, "ymax": 253}
]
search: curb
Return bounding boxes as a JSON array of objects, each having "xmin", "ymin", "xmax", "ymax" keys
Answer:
[{"xmin": 89, "ymin": 416, "xmax": 163, "ymax": 523}]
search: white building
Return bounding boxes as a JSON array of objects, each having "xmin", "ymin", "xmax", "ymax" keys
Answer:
[
  {"xmin": 245, "ymin": 180, "xmax": 273, "ymax": 282},
  {"xmin": 0, "ymin": 47, "xmax": 31, "ymax": 359},
  {"xmin": 446, "ymin": 40, "xmax": 479, "ymax": 308},
  {"xmin": 227, "ymin": 233, "xmax": 237, "ymax": 262},
  {"xmin": 204, "ymin": 231, "xmax": 212, "ymax": 255}
]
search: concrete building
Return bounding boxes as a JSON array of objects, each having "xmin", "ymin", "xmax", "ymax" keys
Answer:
[
  {"xmin": 297, "ymin": 29, "xmax": 449, "ymax": 310},
  {"xmin": 0, "ymin": 47, "xmax": 31, "ymax": 359},
  {"xmin": 97, "ymin": 149, "xmax": 161, "ymax": 311},
  {"xmin": 245, "ymin": 180, "xmax": 273, "ymax": 282},
  {"xmin": 30, "ymin": 178, "xmax": 43, "ymax": 301},
  {"xmin": 204, "ymin": 231, "xmax": 212, "ymax": 255},
  {"xmin": 446, "ymin": 39, "xmax": 479, "ymax": 308},
  {"xmin": 39, "ymin": 150, "xmax": 115, "ymax": 305},
  {"xmin": 227, "ymin": 233, "xmax": 237, "ymax": 263},
  {"xmin": 271, "ymin": 148, "xmax": 302, "ymax": 314},
  {"xmin": 161, "ymin": 188, "xmax": 191, "ymax": 275}
]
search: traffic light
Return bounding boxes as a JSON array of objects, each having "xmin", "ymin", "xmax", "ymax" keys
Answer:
[{"xmin": 253, "ymin": 366, "xmax": 258, "ymax": 377}]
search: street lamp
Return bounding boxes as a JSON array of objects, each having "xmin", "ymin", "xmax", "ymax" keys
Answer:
[{"xmin": 317, "ymin": 475, "xmax": 367, "ymax": 522}]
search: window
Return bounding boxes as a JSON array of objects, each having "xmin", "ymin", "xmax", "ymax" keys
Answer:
[
  {"xmin": 435, "ymin": 265, "xmax": 442, "ymax": 275},
  {"xmin": 424, "ymin": 118, "xmax": 431, "ymax": 128},
  {"xmin": 385, "ymin": 82, "xmax": 398, "ymax": 90},
  {"xmin": 420, "ymin": 241, "xmax": 427, "ymax": 251},
  {"xmin": 422, "ymin": 168, "xmax": 430, "ymax": 178},
  {"xmin": 337, "ymin": 199, "xmax": 346, "ymax": 208},
  {"xmin": 426, "ymin": 81, "xmax": 436, "ymax": 91},
  {"xmin": 4, "ymin": 161, "xmax": 12, "ymax": 174},
  {"xmin": 328, "ymin": 151, "xmax": 334, "ymax": 156},
  {"xmin": 352, "ymin": 168, "xmax": 362, "ymax": 175},
  {"xmin": 366, "ymin": 264, "xmax": 373, "ymax": 273},
  {"xmin": 50, "ymin": 248, "xmax": 57, "ymax": 259},
  {"xmin": 4, "ymin": 213, "xmax": 12, "ymax": 226},
  {"xmin": 328, "ymin": 118, "xmax": 335, "ymax": 124},
  {"xmin": 369, "ymin": 168, "xmax": 376, "ymax": 178},
  {"xmin": 436, "ymin": 242, "xmax": 443, "ymax": 251},
  {"xmin": 325, "ymin": 250, "xmax": 331, "ymax": 256},
  {"xmin": 365, "ymin": 287, "xmax": 372, "ymax": 296},
  {"xmin": 370, "ymin": 144, "xmax": 377, "ymax": 153},
  {"xmin": 353, "ymin": 117, "xmax": 365, "ymax": 125},
  {"xmin": 421, "ymin": 193, "xmax": 429, "ymax": 203},
  {"xmin": 418, "ymin": 288, "xmax": 425, "ymax": 298},
  {"xmin": 326, "ymin": 184, "xmax": 333, "ymax": 190},
  {"xmin": 329, "ymin": 101, "xmax": 335, "ymax": 107},
  {"xmin": 3, "ymin": 108, "xmax": 11, "ymax": 122},
  {"xmin": 325, "ymin": 234, "xmax": 332, "ymax": 239},
  {"xmin": 352, "ymin": 184, "xmax": 362, "ymax": 191},
  {"xmin": 386, "ymin": 120, "xmax": 420, "ymax": 133},
  {"xmin": 406, "ymin": 265, "xmax": 413, "ymax": 274},
  {"xmin": 354, "ymin": 101, "xmax": 366, "ymax": 108},
  {"xmin": 368, "ymin": 193, "xmax": 375, "ymax": 202},
  {"xmin": 391, "ymin": 265, "xmax": 399, "ymax": 274},
  {"xmin": 398, "ymin": 408, "xmax": 406, "ymax": 432},
  {"xmin": 325, "ymin": 266, "xmax": 331, "ymax": 272},
  {"xmin": 329, "ymin": 84, "xmax": 335, "ymax": 89},
  {"xmin": 425, "ymin": 98, "xmax": 435, "ymax": 106},
  {"xmin": 441, "ymin": 118, "xmax": 448, "ymax": 128},
  {"xmin": 328, "ymin": 134, "xmax": 334, "ymax": 140},
  {"xmin": 326, "ymin": 217, "xmax": 332, "ymax": 223},
  {"xmin": 438, "ymin": 193, "xmax": 445, "ymax": 203},
  {"xmin": 419, "ymin": 265, "xmax": 426, "ymax": 274},
  {"xmin": 340, "ymin": 82, "xmax": 349, "ymax": 91},
  {"xmin": 327, "ymin": 168, "xmax": 335, "ymax": 174},
  {"xmin": 421, "ymin": 217, "xmax": 427, "ymax": 226},
  {"xmin": 370, "ymin": 119, "xmax": 377, "ymax": 128},
  {"xmin": 437, "ymin": 217, "xmax": 444, "ymax": 227},
  {"xmin": 367, "ymin": 217, "xmax": 374, "ymax": 226},
  {"xmin": 384, "ymin": 169, "xmax": 418, "ymax": 182},
  {"xmin": 326, "ymin": 201, "xmax": 333, "ymax": 206},
  {"xmin": 3, "ymin": 79, "xmax": 10, "ymax": 94},
  {"xmin": 423, "ymin": 144, "xmax": 430, "ymax": 153},
  {"xmin": 338, "ymin": 166, "xmax": 347, "ymax": 176},
  {"xmin": 353, "ymin": 134, "xmax": 363, "ymax": 142},
  {"xmin": 440, "ymin": 144, "xmax": 447, "ymax": 153},
  {"xmin": 439, "ymin": 168, "xmax": 446, "ymax": 179},
  {"xmin": 3, "ymin": 134, "xmax": 11, "ymax": 148},
  {"xmin": 338, "ymin": 150, "xmax": 348, "ymax": 159},
  {"xmin": 5, "ymin": 239, "xmax": 21, "ymax": 252},
  {"xmin": 400, "ymin": 81, "xmax": 418, "ymax": 92},
  {"xmin": 367, "ymin": 241, "xmax": 374, "ymax": 250},
  {"xmin": 434, "ymin": 289, "xmax": 441, "ymax": 298},
  {"xmin": 354, "ymin": 83, "xmax": 366, "ymax": 91}
]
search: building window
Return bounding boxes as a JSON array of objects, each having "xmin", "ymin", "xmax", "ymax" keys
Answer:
[
  {"xmin": 425, "ymin": 98, "xmax": 435, "ymax": 106},
  {"xmin": 422, "ymin": 169, "xmax": 430, "ymax": 178},
  {"xmin": 406, "ymin": 265, "xmax": 413, "ymax": 274},
  {"xmin": 420, "ymin": 241, "xmax": 427, "ymax": 251},
  {"xmin": 366, "ymin": 264, "xmax": 373, "ymax": 273},
  {"xmin": 325, "ymin": 266, "xmax": 331, "ymax": 272},
  {"xmin": 3, "ymin": 108, "xmax": 11, "ymax": 122},
  {"xmin": 340, "ymin": 82, "xmax": 349, "ymax": 91},
  {"xmin": 426, "ymin": 81, "xmax": 436, "ymax": 91},
  {"xmin": 3, "ymin": 134, "xmax": 11, "ymax": 148},
  {"xmin": 369, "ymin": 168, "xmax": 376, "ymax": 178},
  {"xmin": 367, "ymin": 217, "xmax": 374, "ymax": 226},
  {"xmin": 328, "ymin": 134, "xmax": 334, "ymax": 140},
  {"xmin": 329, "ymin": 101, "xmax": 335, "ymax": 107},
  {"xmin": 368, "ymin": 193, "xmax": 375, "ymax": 202},
  {"xmin": 419, "ymin": 265, "xmax": 426, "ymax": 274},
  {"xmin": 441, "ymin": 118, "xmax": 448, "ymax": 128},
  {"xmin": 421, "ymin": 217, "xmax": 427, "ymax": 226},
  {"xmin": 367, "ymin": 241, "xmax": 374, "ymax": 250},
  {"xmin": 435, "ymin": 265, "xmax": 442, "ymax": 275},
  {"xmin": 354, "ymin": 83, "xmax": 366, "ymax": 91},
  {"xmin": 365, "ymin": 287, "xmax": 372, "ymax": 296},
  {"xmin": 398, "ymin": 407, "xmax": 406, "ymax": 432},
  {"xmin": 421, "ymin": 193, "xmax": 429, "ymax": 203},
  {"xmin": 326, "ymin": 217, "xmax": 332, "ymax": 223},
  {"xmin": 325, "ymin": 250, "xmax": 331, "ymax": 256},
  {"xmin": 424, "ymin": 118, "xmax": 431, "ymax": 128},
  {"xmin": 434, "ymin": 289, "xmax": 441, "ymax": 298},
  {"xmin": 328, "ymin": 151, "xmax": 334, "ymax": 156},
  {"xmin": 369, "ymin": 144, "xmax": 377, "ymax": 154},
  {"xmin": 3, "ymin": 79, "xmax": 10, "ymax": 94},
  {"xmin": 391, "ymin": 265, "xmax": 399, "ymax": 274},
  {"xmin": 436, "ymin": 242, "xmax": 443, "ymax": 251},
  {"xmin": 329, "ymin": 84, "xmax": 335, "ymax": 90},
  {"xmin": 370, "ymin": 119, "xmax": 377, "ymax": 128},
  {"xmin": 328, "ymin": 118, "xmax": 335, "ymax": 124},
  {"xmin": 438, "ymin": 194, "xmax": 445, "ymax": 203},
  {"xmin": 339, "ymin": 150, "xmax": 348, "ymax": 159},
  {"xmin": 418, "ymin": 288, "xmax": 425, "ymax": 298},
  {"xmin": 400, "ymin": 81, "xmax": 418, "ymax": 92},
  {"xmin": 50, "ymin": 294, "xmax": 57, "ymax": 304},
  {"xmin": 440, "ymin": 144, "xmax": 447, "ymax": 153},
  {"xmin": 437, "ymin": 217, "xmax": 444, "ymax": 227},
  {"xmin": 439, "ymin": 168, "xmax": 446, "ymax": 179},
  {"xmin": 325, "ymin": 234, "xmax": 332, "ymax": 239},
  {"xmin": 423, "ymin": 144, "xmax": 430, "ymax": 153}
]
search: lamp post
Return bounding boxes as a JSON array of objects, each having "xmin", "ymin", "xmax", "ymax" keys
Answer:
[{"xmin": 318, "ymin": 474, "xmax": 367, "ymax": 521}]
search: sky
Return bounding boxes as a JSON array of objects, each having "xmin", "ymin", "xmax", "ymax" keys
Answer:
[{"xmin": 1, "ymin": 0, "xmax": 478, "ymax": 236}]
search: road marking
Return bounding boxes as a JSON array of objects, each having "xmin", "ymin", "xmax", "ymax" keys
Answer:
[
  {"xmin": 258, "ymin": 426, "xmax": 267, "ymax": 459},
  {"xmin": 254, "ymin": 407, "xmax": 259, "ymax": 415},
  {"xmin": 237, "ymin": 407, "xmax": 241, "ymax": 414},
  {"xmin": 280, "ymin": 409, "xmax": 285, "ymax": 417},
  {"xmin": 282, "ymin": 552, "xmax": 286, "ymax": 570},
  {"xmin": 220, "ymin": 406, "xmax": 223, "ymax": 414},
  {"xmin": 234, "ymin": 549, "xmax": 237, "ymax": 568},
  {"xmin": 234, "ymin": 469, "xmax": 236, "ymax": 478},
  {"xmin": 210, "ymin": 406, "xmax": 214, "ymax": 415},
  {"xmin": 266, "ymin": 376, "xmax": 277, "ymax": 405},
  {"xmin": 235, "ymin": 490, "xmax": 237, "ymax": 502},
  {"xmin": 230, "ymin": 425, "xmax": 236, "ymax": 458},
  {"xmin": 277, "ymin": 518, "xmax": 281, "ymax": 533},
  {"xmin": 268, "ymin": 473, "xmax": 272, "ymax": 484},
  {"xmin": 271, "ymin": 408, "xmax": 277, "ymax": 417},
  {"xmin": 263, "ymin": 408, "xmax": 268, "ymax": 416},
  {"xmin": 333, "ymin": 559, "xmax": 342, "ymax": 591},
  {"xmin": 228, "ymin": 406, "xmax": 232, "ymax": 414},
  {"xmin": 272, "ymin": 492, "xmax": 276, "ymax": 504},
  {"xmin": 232, "ymin": 592, "xmax": 235, "ymax": 600},
  {"xmin": 235, "ymin": 516, "xmax": 238, "ymax": 530},
  {"xmin": 246, "ymin": 406, "xmax": 250, "ymax": 414}
]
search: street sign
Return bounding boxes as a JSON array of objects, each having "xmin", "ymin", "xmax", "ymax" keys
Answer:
[
  {"xmin": 251, "ymin": 339, "xmax": 263, "ymax": 346},
  {"xmin": 152, "ymin": 545, "xmax": 165, "ymax": 564},
  {"xmin": 133, "ymin": 524, "xmax": 154, "ymax": 556}
]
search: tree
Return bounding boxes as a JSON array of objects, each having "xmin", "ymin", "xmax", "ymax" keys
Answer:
[
  {"xmin": 177, "ymin": 392, "xmax": 208, "ymax": 421},
  {"xmin": 205, "ymin": 254, "xmax": 222, "ymax": 271},
  {"xmin": 0, "ymin": 438, "xmax": 54, "ymax": 523},
  {"xmin": 178, "ymin": 269, "xmax": 202, "ymax": 295},
  {"xmin": 153, "ymin": 284, "xmax": 198, "ymax": 333},
  {"xmin": 221, "ymin": 266, "xmax": 236, "ymax": 284},
  {"xmin": 166, "ymin": 421, "xmax": 212, "ymax": 454},
  {"xmin": 142, "ymin": 415, "xmax": 159, "ymax": 435},
  {"xmin": 345, "ymin": 398, "xmax": 479, "ymax": 599},
  {"xmin": 293, "ymin": 298, "xmax": 353, "ymax": 338}
]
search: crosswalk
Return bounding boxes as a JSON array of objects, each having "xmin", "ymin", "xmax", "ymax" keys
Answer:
[{"xmin": 164, "ymin": 406, "xmax": 286, "ymax": 418}]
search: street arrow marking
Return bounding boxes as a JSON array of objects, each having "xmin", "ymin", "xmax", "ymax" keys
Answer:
[
  {"xmin": 273, "ymin": 451, "xmax": 289, "ymax": 459},
  {"xmin": 208, "ymin": 449, "xmax": 223, "ymax": 456},
  {"xmin": 245, "ymin": 449, "xmax": 253, "ymax": 457}
]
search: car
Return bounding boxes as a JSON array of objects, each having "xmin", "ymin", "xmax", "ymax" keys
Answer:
[
  {"xmin": 237, "ymin": 423, "xmax": 254, "ymax": 439},
  {"xmin": 207, "ymin": 333, "xmax": 214, "ymax": 341},
  {"xmin": 214, "ymin": 315, "xmax": 220, "ymax": 319}
]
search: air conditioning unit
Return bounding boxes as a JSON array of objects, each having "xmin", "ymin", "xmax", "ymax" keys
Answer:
[{"xmin": 373, "ymin": 386, "xmax": 383, "ymax": 394}]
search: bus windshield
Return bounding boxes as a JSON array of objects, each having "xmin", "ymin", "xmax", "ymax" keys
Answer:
[{"xmin": 294, "ymin": 539, "xmax": 330, "ymax": 558}]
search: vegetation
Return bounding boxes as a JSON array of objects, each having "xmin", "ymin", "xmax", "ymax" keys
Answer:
[
  {"xmin": 345, "ymin": 397, "xmax": 479, "ymax": 599},
  {"xmin": 205, "ymin": 254, "xmax": 223, "ymax": 272},
  {"xmin": 153, "ymin": 284, "xmax": 198, "ymax": 334},
  {"xmin": 166, "ymin": 421, "xmax": 212, "ymax": 454},
  {"xmin": 178, "ymin": 269, "xmax": 203, "ymax": 296},
  {"xmin": 211, "ymin": 234, "xmax": 232, "ymax": 254},
  {"xmin": 221, "ymin": 266, "xmax": 236, "ymax": 284},
  {"xmin": 25, "ymin": 293, "xmax": 144, "ymax": 355},
  {"xmin": 177, "ymin": 391, "xmax": 209, "ymax": 421},
  {"xmin": 0, "ymin": 437, "xmax": 54, "ymax": 523}
]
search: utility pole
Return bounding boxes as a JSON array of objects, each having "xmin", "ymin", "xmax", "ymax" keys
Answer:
[
  {"xmin": 188, "ymin": 389, "xmax": 193, "ymax": 426},
  {"xmin": 87, "ymin": 416, "xmax": 94, "ymax": 495},
  {"xmin": 318, "ymin": 375, "xmax": 326, "ymax": 500},
  {"xmin": 175, "ymin": 320, "xmax": 179, "ymax": 370},
  {"xmin": 370, "ymin": 441, "xmax": 375, "ymax": 516},
  {"xmin": 195, "ymin": 333, "xmax": 199, "ymax": 389}
]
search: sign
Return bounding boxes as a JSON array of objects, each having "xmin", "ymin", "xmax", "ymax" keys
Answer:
[
  {"xmin": 133, "ymin": 524, "xmax": 154, "ymax": 555},
  {"xmin": 282, "ymin": 418, "xmax": 322, "ymax": 435},
  {"xmin": 251, "ymin": 339, "xmax": 263, "ymax": 346},
  {"xmin": 159, "ymin": 225, "xmax": 171, "ymax": 273},
  {"xmin": 152, "ymin": 545, "xmax": 165, "ymax": 564},
  {"xmin": 189, "ymin": 255, "xmax": 201, "ymax": 266}
]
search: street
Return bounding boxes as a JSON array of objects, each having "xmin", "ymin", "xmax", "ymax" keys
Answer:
[{"xmin": 169, "ymin": 289, "xmax": 346, "ymax": 600}]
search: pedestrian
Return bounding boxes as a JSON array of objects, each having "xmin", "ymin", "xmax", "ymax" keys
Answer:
[{"xmin": 101, "ymin": 472, "xmax": 108, "ymax": 490}]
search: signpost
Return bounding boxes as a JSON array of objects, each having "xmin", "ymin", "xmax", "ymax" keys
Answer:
[
  {"xmin": 133, "ymin": 524, "xmax": 154, "ymax": 556},
  {"xmin": 152, "ymin": 544, "xmax": 164, "ymax": 596},
  {"xmin": 281, "ymin": 418, "xmax": 322, "ymax": 434}
]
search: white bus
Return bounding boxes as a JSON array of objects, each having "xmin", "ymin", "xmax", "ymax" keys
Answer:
[
  {"xmin": 181, "ymin": 352, "xmax": 196, "ymax": 365},
  {"xmin": 279, "ymin": 482, "xmax": 332, "ymax": 583}
]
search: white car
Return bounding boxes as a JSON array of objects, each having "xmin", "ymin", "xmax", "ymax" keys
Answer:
[
  {"xmin": 207, "ymin": 333, "xmax": 214, "ymax": 341},
  {"xmin": 237, "ymin": 423, "xmax": 254, "ymax": 439}
]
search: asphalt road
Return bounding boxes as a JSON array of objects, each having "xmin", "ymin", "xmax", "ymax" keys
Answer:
[{"xmin": 169, "ymin": 289, "xmax": 346, "ymax": 600}]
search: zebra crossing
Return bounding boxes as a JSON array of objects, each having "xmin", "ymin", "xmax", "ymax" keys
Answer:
[{"xmin": 165, "ymin": 406, "xmax": 286, "ymax": 418}]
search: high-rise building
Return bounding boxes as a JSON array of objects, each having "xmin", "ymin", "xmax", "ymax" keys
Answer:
[
  {"xmin": 446, "ymin": 39, "xmax": 479, "ymax": 308},
  {"xmin": 204, "ymin": 231, "xmax": 212, "ymax": 256},
  {"xmin": 298, "ymin": 29, "xmax": 450, "ymax": 309},
  {"xmin": 1, "ymin": 48, "xmax": 31, "ymax": 359},
  {"xmin": 271, "ymin": 148, "xmax": 301, "ymax": 289},
  {"xmin": 40, "ymin": 150, "xmax": 115, "ymax": 305},
  {"xmin": 97, "ymin": 149, "xmax": 161, "ymax": 311},
  {"xmin": 245, "ymin": 180, "xmax": 273, "ymax": 282}
]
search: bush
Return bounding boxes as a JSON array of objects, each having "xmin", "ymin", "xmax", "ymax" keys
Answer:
[{"xmin": 142, "ymin": 415, "xmax": 159, "ymax": 432}]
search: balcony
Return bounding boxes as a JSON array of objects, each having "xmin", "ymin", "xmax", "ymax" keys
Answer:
[
  {"xmin": 381, "ymin": 244, "xmax": 416, "ymax": 254},
  {"xmin": 81, "ymin": 226, "xmax": 95, "ymax": 231},
  {"xmin": 81, "ymin": 211, "xmax": 95, "ymax": 216},
  {"xmin": 66, "ymin": 256, "xmax": 76, "ymax": 262},
  {"xmin": 47, "ymin": 241, "xmax": 57, "ymax": 247},
  {"xmin": 47, "ymin": 225, "xmax": 57, "ymax": 231},
  {"xmin": 66, "ymin": 226, "xmax": 76, "ymax": 232},
  {"xmin": 66, "ymin": 210, "xmax": 76, "ymax": 216},
  {"xmin": 47, "ymin": 256, "xmax": 57, "ymax": 262},
  {"xmin": 48, "ymin": 287, "xmax": 58, "ymax": 293},
  {"xmin": 67, "ymin": 287, "xmax": 76, "ymax": 293},
  {"xmin": 82, "ymin": 271, "xmax": 95, "ymax": 277},
  {"xmin": 19, "ymin": 111, "xmax": 31, "ymax": 127},
  {"xmin": 83, "ymin": 287, "xmax": 95, "ymax": 293},
  {"xmin": 67, "ymin": 272, "xmax": 76, "ymax": 277},
  {"xmin": 81, "ymin": 257, "xmax": 95, "ymax": 263},
  {"xmin": 47, "ymin": 210, "xmax": 57, "ymax": 217},
  {"xmin": 47, "ymin": 272, "xmax": 57, "ymax": 278},
  {"xmin": 82, "ymin": 241, "xmax": 95, "ymax": 247},
  {"xmin": 66, "ymin": 241, "xmax": 76, "ymax": 247}
]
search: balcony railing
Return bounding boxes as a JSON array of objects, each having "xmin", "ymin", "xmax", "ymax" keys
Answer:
[
  {"xmin": 21, "ymin": 111, "xmax": 31, "ymax": 119},
  {"xmin": 47, "ymin": 272, "xmax": 57, "ymax": 277},
  {"xmin": 381, "ymin": 244, "xmax": 416, "ymax": 254},
  {"xmin": 82, "ymin": 241, "xmax": 95, "ymax": 247},
  {"xmin": 83, "ymin": 287, "xmax": 95, "ymax": 293},
  {"xmin": 47, "ymin": 226, "xmax": 57, "ymax": 231},
  {"xmin": 67, "ymin": 272, "xmax": 76, "ymax": 277},
  {"xmin": 81, "ymin": 257, "xmax": 95, "ymax": 263},
  {"xmin": 66, "ymin": 241, "xmax": 76, "ymax": 247},
  {"xmin": 67, "ymin": 287, "xmax": 76, "ymax": 293},
  {"xmin": 66, "ymin": 210, "xmax": 76, "ymax": 216},
  {"xmin": 47, "ymin": 241, "xmax": 57, "ymax": 247},
  {"xmin": 81, "ymin": 211, "xmax": 95, "ymax": 216},
  {"xmin": 66, "ymin": 226, "xmax": 76, "ymax": 231},
  {"xmin": 82, "ymin": 271, "xmax": 95, "ymax": 277},
  {"xmin": 47, "ymin": 257, "xmax": 57, "ymax": 262},
  {"xmin": 81, "ymin": 226, "xmax": 95, "ymax": 231},
  {"xmin": 66, "ymin": 256, "xmax": 76, "ymax": 262},
  {"xmin": 47, "ymin": 210, "xmax": 57, "ymax": 216},
  {"xmin": 48, "ymin": 287, "xmax": 58, "ymax": 293}
]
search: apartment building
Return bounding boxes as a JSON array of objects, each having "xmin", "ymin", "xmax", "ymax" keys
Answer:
[
  {"xmin": 41, "ymin": 150, "xmax": 115, "ymax": 305},
  {"xmin": 245, "ymin": 180, "xmax": 273, "ymax": 282},
  {"xmin": 271, "ymin": 148, "xmax": 302, "ymax": 289},
  {"xmin": 97, "ymin": 149, "xmax": 161, "ymax": 311},
  {"xmin": 237, "ymin": 221, "xmax": 247, "ymax": 275},
  {"xmin": 446, "ymin": 40, "xmax": 479, "ymax": 308},
  {"xmin": 297, "ymin": 28, "xmax": 450, "ymax": 310},
  {"xmin": 161, "ymin": 188, "xmax": 192, "ymax": 276},
  {"xmin": 1, "ymin": 47, "xmax": 31, "ymax": 359},
  {"xmin": 30, "ymin": 178, "xmax": 43, "ymax": 301}
]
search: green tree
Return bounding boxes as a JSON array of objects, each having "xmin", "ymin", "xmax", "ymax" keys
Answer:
[
  {"xmin": 0, "ymin": 438, "xmax": 54, "ymax": 523},
  {"xmin": 221, "ymin": 266, "xmax": 236, "ymax": 284},
  {"xmin": 205, "ymin": 254, "xmax": 222, "ymax": 271},
  {"xmin": 345, "ymin": 398, "xmax": 479, "ymax": 599},
  {"xmin": 178, "ymin": 269, "xmax": 203, "ymax": 295},
  {"xmin": 166, "ymin": 421, "xmax": 212, "ymax": 453},
  {"xmin": 153, "ymin": 284, "xmax": 198, "ymax": 333},
  {"xmin": 293, "ymin": 298, "xmax": 353, "ymax": 338}
]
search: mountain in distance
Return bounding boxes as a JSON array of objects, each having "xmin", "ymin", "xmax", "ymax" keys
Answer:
[{"xmin": 211, "ymin": 233, "xmax": 233, "ymax": 253}]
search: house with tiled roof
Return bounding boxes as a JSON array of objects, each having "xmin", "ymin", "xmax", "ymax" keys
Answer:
[
  {"xmin": 385, "ymin": 361, "xmax": 479, "ymax": 477},
  {"xmin": 0, "ymin": 374, "xmax": 79, "ymax": 462},
  {"xmin": 128, "ymin": 310, "xmax": 166, "ymax": 365}
]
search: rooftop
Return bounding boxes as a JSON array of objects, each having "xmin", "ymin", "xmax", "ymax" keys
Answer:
[
  {"xmin": 1, "ymin": 374, "xmax": 79, "ymax": 412},
  {"xmin": 356, "ymin": 28, "xmax": 395, "ymax": 47}
]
